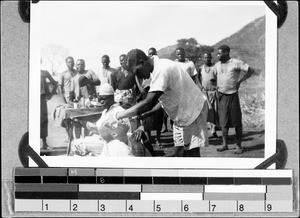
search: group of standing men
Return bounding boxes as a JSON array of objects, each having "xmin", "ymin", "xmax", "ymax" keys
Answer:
[{"xmin": 42, "ymin": 44, "xmax": 254, "ymax": 156}]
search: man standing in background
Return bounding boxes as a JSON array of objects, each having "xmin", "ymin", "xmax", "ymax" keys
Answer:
[
  {"xmin": 174, "ymin": 47, "xmax": 199, "ymax": 83},
  {"xmin": 199, "ymin": 52, "xmax": 219, "ymax": 138},
  {"xmin": 215, "ymin": 45, "xmax": 255, "ymax": 154},
  {"xmin": 97, "ymin": 55, "xmax": 117, "ymax": 91},
  {"xmin": 58, "ymin": 56, "xmax": 77, "ymax": 103},
  {"xmin": 114, "ymin": 54, "xmax": 137, "ymax": 109}
]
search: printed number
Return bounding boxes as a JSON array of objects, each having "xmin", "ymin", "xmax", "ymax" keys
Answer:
[
  {"xmin": 238, "ymin": 204, "xmax": 244, "ymax": 211},
  {"xmin": 128, "ymin": 205, "xmax": 133, "ymax": 211},
  {"xmin": 267, "ymin": 204, "xmax": 272, "ymax": 211},
  {"xmin": 211, "ymin": 204, "xmax": 216, "ymax": 212},
  {"xmin": 45, "ymin": 203, "xmax": 48, "ymax": 211},
  {"xmin": 156, "ymin": 204, "xmax": 161, "ymax": 212},
  {"xmin": 72, "ymin": 204, "xmax": 78, "ymax": 211},
  {"xmin": 99, "ymin": 177, "xmax": 105, "ymax": 184},
  {"xmin": 183, "ymin": 204, "xmax": 189, "ymax": 212},
  {"xmin": 100, "ymin": 204, "xmax": 105, "ymax": 212}
]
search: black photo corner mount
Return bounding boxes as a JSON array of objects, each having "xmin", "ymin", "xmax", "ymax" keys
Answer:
[
  {"xmin": 17, "ymin": 0, "xmax": 288, "ymax": 169},
  {"xmin": 18, "ymin": 132, "xmax": 49, "ymax": 168},
  {"xmin": 264, "ymin": 0, "xmax": 288, "ymax": 28},
  {"xmin": 18, "ymin": 0, "xmax": 39, "ymax": 23},
  {"xmin": 18, "ymin": 131, "xmax": 287, "ymax": 169}
]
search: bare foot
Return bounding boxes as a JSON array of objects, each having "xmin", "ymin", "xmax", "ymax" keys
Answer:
[
  {"xmin": 234, "ymin": 147, "xmax": 243, "ymax": 154},
  {"xmin": 217, "ymin": 145, "xmax": 228, "ymax": 152}
]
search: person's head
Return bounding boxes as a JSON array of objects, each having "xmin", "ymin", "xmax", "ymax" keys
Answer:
[
  {"xmin": 98, "ymin": 122, "xmax": 129, "ymax": 143},
  {"xmin": 123, "ymin": 49, "xmax": 153, "ymax": 80},
  {"xmin": 78, "ymin": 76, "xmax": 90, "ymax": 87},
  {"xmin": 148, "ymin": 47, "xmax": 157, "ymax": 57},
  {"xmin": 65, "ymin": 56, "xmax": 75, "ymax": 70},
  {"xmin": 119, "ymin": 54, "xmax": 126, "ymax": 67},
  {"xmin": 217, "ymin": 45, "xmax": 230, "ymax": 62},
  {"xmin": 98, "ymin": 83, "xmax": 115, "ymax": 109},
  {"xmin": 203, "ymin": 53, "xmax": 212, "ymax": 65},
  {"xmin": 175, "ymin": 47, "xmax": 186, "ymax": 62},
  {"xmin": 101, "ymin": 55, "xmax": 110, "ymax": 69},
  {"xmin": 76, "ymin": 59, "xmax": 85, "ymax": 73}
]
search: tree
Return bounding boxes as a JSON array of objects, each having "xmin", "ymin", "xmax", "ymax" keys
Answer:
[
  {"xmin": 169, "ymin": 38, "xmax": 214, "ymax": 68},
  {"xmin": 41, "ymin": 44, "xmax": 69, "ymax": 76}
]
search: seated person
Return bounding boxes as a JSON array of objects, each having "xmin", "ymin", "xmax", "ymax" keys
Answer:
[
  {"xmin": 69, "ymin": 83, "xmax": 150, "ymax": 156},
  {"xmin": 99, "ymin": 122, "xmax": 133, "ymax": 157}
]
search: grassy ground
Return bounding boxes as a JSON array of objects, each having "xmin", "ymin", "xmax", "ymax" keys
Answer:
[{"xmin": 43, "ymin": 75, "xmax": 265, "ymax": 158}]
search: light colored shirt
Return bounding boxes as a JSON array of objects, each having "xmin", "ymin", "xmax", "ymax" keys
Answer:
[
  {"xmin": 175, "ymin": 58, "xmax": 198, "ymax": 78},
  {"xmin": 100, "ymin": 139, "xmax": 133, "ymax": 157},
  {"xmin": 200, "ymin": 64, "xmax": 217, "ymax": 91},
  {"xmin": 215, "ymin": 58, "xmax": 250, "ymax": 94},
  {"xmin": 97, "ymin": 67, "xmax": 116, "ymax": 92},
  {"xmin": 149, "ymin": 56, "xmax": 206, "ymax": 127},
  {"xmin": 58, "ymin": 69, "xmax": 77, "ymax": 101}
]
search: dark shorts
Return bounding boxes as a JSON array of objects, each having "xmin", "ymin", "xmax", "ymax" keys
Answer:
[
  {"xmin": 218, "ymin": 92, "xmax": 242, "ymax": 128},
  {"xmin": 142, "ymin": 108, "xmax": 164, "ymax": 132}
]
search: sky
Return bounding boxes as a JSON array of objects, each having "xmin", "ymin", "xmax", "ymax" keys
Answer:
[{"xmin": 38, "ymin": 1, "xmax": 266, "ymax": 73}]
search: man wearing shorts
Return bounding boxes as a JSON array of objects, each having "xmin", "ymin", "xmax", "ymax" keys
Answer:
[
  {"xmin": 215, "ymin": 45, "xmax": 255, "ymax": 154},
  {"xmin": 110, "ymin": 49, "xmax": 208, "ymax": 157}
]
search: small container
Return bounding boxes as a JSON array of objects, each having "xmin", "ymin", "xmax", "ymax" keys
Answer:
[{"xmin": 73, "ymin": 103, "xmax": 78, "ymax": 109}]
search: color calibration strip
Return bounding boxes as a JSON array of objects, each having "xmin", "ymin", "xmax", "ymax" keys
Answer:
[{"xmin": 14, "ymin": 168, "xmax": 293, "ymax": 213}]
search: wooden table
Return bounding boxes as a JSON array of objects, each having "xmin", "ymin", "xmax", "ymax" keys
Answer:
[{"xmin": 61, "ymin": 107, "xmax": 103, "ymax": 155}]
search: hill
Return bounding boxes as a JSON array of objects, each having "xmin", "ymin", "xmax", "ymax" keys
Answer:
[
  {"xmin": 157, "ymin": 16, "xmax": 265, "ymax": 75},
  {"xmin": 213, "ymin": 16, "xmax": 265, "ymax": 75}
]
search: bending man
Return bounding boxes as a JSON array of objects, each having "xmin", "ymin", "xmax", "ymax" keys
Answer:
[{"xmin": 109, "ymin": 49, "xmax": 208, "ymax": 157}]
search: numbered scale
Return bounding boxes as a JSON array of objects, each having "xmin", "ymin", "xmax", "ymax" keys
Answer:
[{"xmin": 14, "ymin": 168, "xmax": 293, "ymax": 213}]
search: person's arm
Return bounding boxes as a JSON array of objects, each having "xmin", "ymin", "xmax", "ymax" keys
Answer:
[
  {"xmin": 89, "ymin": 70, "xmax": 101, "ymax": 86},
  {"xmin": 139, "ymin": 101, "xmax": 162, "ymax": 119},
  {"xmin": 57, "ymin": 73, "xmax": 65, "ymax": 100},
  {"xmin": 116, "ymin": 91, "xmax": 163, "ymax": 120},
  {"xmin": 46, "ymin": 71, "xmax": 58, "ymax": 97},
  {"xmin": 196, "ymin": 68, "xmax": 204, "ymax": 90},
  {"xmin": 236, "ymin": 67, "xmax": 255, "ymax": 90}
]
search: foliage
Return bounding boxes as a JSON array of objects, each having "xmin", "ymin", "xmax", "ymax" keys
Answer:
[
  {"xmin": 169, "ymin": 38, "xmax": 214, "ymax": 67},
  {"xmin": 41, "ymin": 44, "xmax": 69, "ymax": 75}
]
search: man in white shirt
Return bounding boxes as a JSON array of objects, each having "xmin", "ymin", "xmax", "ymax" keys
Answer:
[
  {"xmin": 174, "ymin": 47, "xmax": 198, "ymax": 81},
  {"xmin": 111, "ymin": 49, "xmax": 209, "ymax": 157},
  {"xmin": 97, "ymin": 55, "xmax": 117, "ymax": 92}
]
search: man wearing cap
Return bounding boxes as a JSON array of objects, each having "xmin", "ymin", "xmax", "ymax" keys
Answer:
[{"xmin": 110, "ymin": 49, "xmax": 209, "ymax": 157}]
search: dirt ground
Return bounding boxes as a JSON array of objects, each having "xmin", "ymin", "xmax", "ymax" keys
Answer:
[{"xmin": 42, "ymin": 94, "xmax": 264, "ymax": 158}]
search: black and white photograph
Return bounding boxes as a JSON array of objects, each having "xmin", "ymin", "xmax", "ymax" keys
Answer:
[{"xmin": 29, "ymin": 1, "xmax": 277, "ymax": 168}]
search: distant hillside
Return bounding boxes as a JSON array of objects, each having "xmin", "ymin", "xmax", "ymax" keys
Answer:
[
  {"xmin": 157, "ymin": 16, "xmax": 265, "ymax": 75},
  {"xmin": 213, "ymin": 16, "xmax": 265, "ymax": 75},
  {"xmin": 157, "ymin": 45, "xmax": 178, "ymax": 59}
]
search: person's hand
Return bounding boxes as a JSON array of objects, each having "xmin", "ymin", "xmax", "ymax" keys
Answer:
[
  {"xmin": 105, "ymin": 111, "xmax": 120, "ymax": 128},
  {"xmin": 74, "ymin": 119, "xmax": 87, "ymax": 127},
  {"xmin": 131, "ymin": 129, "xmax": 144, "ymax": 141}
]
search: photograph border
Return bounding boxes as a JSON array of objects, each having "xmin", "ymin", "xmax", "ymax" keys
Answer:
[{"xmin": 29, "ymin": 1, "xmax": 277, "ymax": 168}]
